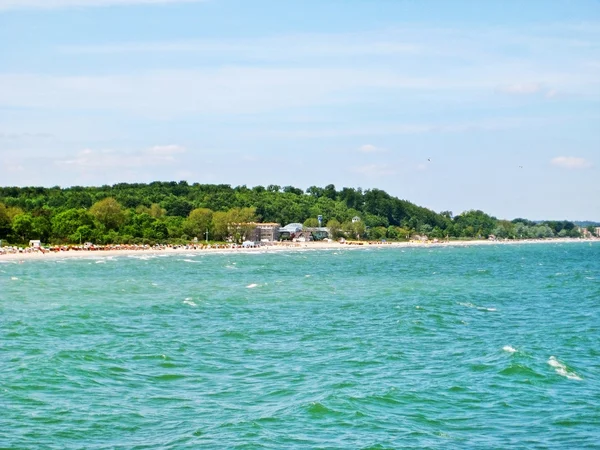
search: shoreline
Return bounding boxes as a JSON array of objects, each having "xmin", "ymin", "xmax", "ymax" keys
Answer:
[{"xmin": 1, "ymin": 238, "xmax": 597, "ymax": 262}]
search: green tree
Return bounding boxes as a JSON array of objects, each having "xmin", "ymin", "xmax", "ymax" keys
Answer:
[
  {"xmin": 303, "ymin": 218, "xmax": 319, "ymax": 228},
  {"xmin": 386, "ymin": 226, "xmax": 399, "ymax": 240},
  {"xmin": 211, "ymin": 211, "xmax": 230, "ymax": 241},
  {"xmin": 51, "ymin": 209, "xmax": 95, "ymax": 242},
  {"xmin": 368, "ymin": 226, "xmax": 386, "ymax": 240},
  {"xmin": 32, "ymin": 216, "xmax": 52, "ymax": 242},
  {"xmin": 183, "ymin": 208, "xmax": 213, "ymax": 239},
  {"xmin": 71, "ymin": 225, "xmax": 95, "ymax": 244},
  {"xmin": 90, "ymin": 197, "xmax": 126, "ymax": 230},
  {"xmin": 12, "ymin": 214, "xmax": 35, "ymax": 242},
  {"xmin": 0, "ymin": 202, "xmax": 11, "ymax": 239},
  {"xmin": 227, "ymin": 207, "xmax": 257, "ymax": 242},
  {"xmin": 326, "ymin": 219, "xmax": 342, "ymax": 239}
]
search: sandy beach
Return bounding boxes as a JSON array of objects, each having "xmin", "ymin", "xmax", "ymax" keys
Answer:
[{"xmin": 0, "ymin": 238, "xmax": 596, "ymax": 262}]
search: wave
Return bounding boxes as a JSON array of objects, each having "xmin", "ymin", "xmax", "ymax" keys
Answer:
[
  {"xmin": 548, "ymin": 356, "xmax": 582, "ymax": 380},
  {"xmin": 458, "ymin": 301, "xmax": 497, "ymax": 312}
]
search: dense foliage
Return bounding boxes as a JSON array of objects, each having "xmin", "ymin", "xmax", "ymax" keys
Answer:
[{"xmin": 0, "ymin": 182, "xmax": 583, "ymax": 245}]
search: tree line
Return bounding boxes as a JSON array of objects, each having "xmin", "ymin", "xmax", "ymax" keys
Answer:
[{"xmin": 0, "ymin": 182, "xmax": 584, "ymax": 245}]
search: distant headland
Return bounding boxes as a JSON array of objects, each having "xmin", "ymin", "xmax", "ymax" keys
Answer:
[{"xmin": 1, "ymin": 182, "xmax": 599, "ymax": 249}]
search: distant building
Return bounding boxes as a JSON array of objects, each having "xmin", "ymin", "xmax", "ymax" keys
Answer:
[
  {"xmin": 241, "ymin": 222, "xmax": 281, "ymax": 242},
  {"xmin": 254, "ymin": 223, "xmax": 281, "ymax": 242},
  {"xmin": 293, "ymin": 231, "xmax": 313, "ymax": 242},
  {"xmin": 29, "ymin": 240, "xmax": 41, "ymax": 248},
  {"xmin": 352, "ymin": 216, "xmax": 361, "ymax": 223},
  {"xmin": 278, "ymin": 223, "xmax": 303, "ymax": 240},
  {"xmin": 304, "ymin": 227, "xmax": 330, "ymax": 240},
  {"xmin": 595, "ymin": 227, "xmax": 600, "ymax": 238}
]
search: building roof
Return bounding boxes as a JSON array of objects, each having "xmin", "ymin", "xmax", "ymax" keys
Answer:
[{"xmin": 281, "ymin": 223, "xmax": 303, "ymax": 232}]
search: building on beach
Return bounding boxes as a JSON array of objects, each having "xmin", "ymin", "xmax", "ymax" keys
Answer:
[
  {"xmin": 278, "ymin": 223, "xmax": 303, "ymax": 241},
  {"xmin": 237, "ymin": 222, "xmax": 331, "ymax": 243},
  {"xmin": 252, "ymin": 223, "xmax": 281, "ymax": 242},
  {"xmin": 303, "ymin": 227, "xmax": 330, "ymax": 240}
]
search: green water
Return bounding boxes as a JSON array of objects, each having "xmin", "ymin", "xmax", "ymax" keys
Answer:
[{"xmin": 1, "ymin": 243, "xmax": 599, "ymax": 449}]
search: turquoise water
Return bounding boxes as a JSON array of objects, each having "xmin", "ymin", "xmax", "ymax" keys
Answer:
[{"xmin": 1, "ymin": 243, "xmax": 599, "ymax": 449}]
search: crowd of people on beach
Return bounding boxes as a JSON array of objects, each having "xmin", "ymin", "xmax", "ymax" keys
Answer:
[
  {"xmin": 1, "ymin": 236, "xmax": 597, "ymax": 258},
  {"xmin": 0, "ymin": 241, "xmax": 314, "ymax": 256}
]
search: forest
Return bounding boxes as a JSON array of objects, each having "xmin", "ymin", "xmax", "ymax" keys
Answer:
[{"xmin": 0, "ymin": 181, "xmax": 584, "ymax": 245}]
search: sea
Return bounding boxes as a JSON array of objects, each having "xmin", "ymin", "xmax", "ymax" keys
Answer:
[{"xmin": 1, "ymin": 242, "xmax": 599, "ymax": 449}]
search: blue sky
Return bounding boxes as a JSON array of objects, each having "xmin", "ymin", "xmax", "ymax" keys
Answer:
[{"xmin": 1, "ymin": 0, "xmax": 599, "ymax": 220}]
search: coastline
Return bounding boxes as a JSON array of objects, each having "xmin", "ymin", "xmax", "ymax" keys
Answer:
[{"xmin": 1, "ymin": 238, "xmax": 597, "ymax": 262}]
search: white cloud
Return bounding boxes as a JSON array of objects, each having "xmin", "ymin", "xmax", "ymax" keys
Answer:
[
  {"xmin": 0, "ymin": 132, "xmax": 53, "ymax": 139},
  {"xmin": 550, "ymin": 156, "xmax": 592, "ymax": 169},
  {"xmin": 352, "ymin": 164, "xmax": 397, "ymax": 177},
  {"xmin": 0, "ymin": 0, "xmax": 204, "ymax": 10},
  {"xmin": 358, "ymin": 144, "xmax": 381, "ymax": 153},
  {"xmin": 0, "ymin": 69, "xmax": 444, "ymax": 118},
  {"xmin": 498, "ymin": 82, "xmax": 543, "ymax": 95},
  {"xmin": 147, "ymin": 144, "xmax": 186, "ymax": 156},
  {"xmin": 57, "ymin": 145, "xmax": 186, "ymax": 169},
  {"xmin": 497, "ymin": 82, "xmax": 562, "ymax": 99},
  {"xmin": 60, "ymin": 35, "xmax": 420, "ymax": 58},
  {"xmin": 262, "ymin": 116, "xmax": 555, "ymax": 139}
]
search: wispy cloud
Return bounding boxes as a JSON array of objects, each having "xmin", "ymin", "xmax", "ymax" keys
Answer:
[
  {"xmin": 0, "ymin": 69, "xmax": 452, "ymax": 117},
  {"xmin": 147, "ymin": 144, "xmax": 186, "ymax": 157},
  {"xmin": 498, "ymin": 82, "xmax": 544, "ymax": 95},
  {"xmin": 497, "ymin": 82, "xmax": 560, "ymax": 98},
  {"xmin": 352, "ymin": 164, "xmax": 397, "ymax": 177},
  {"xmin": 60, "ymin": 35, "xmax": 420, "ymax": 58},
  {"xmin": 262, "ymin": 117, "xmax": 558, "ymax": 139},
  {"xmin": 56, "ymin": 144, "xmax": 186, "ymax": 169},
  {"xmin": 358, "ymin": 144, "xmax": 382, "ymax": 153},
  {"xmin": 550, "ymin": 156, "xmax": 592, "ymax": 169},
  {"xmin": 0, "ymin": 132, "xmax": 54, "ymax": 140},
  {"xmin": 0, "ymin": 0, "xmax": 204, "ymax": 11}
]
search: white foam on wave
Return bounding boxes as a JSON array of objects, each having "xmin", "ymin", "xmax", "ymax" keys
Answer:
[
  {"xmin": 182, "ymin": 259, "xmax": 201, "ymax": 263},
  {"xmin": 183, "ymin": 298, "xmax": 197, "ymax": 307},
  {"xmin": 95, "ymin": 260, "xmax": 106, "ymax": 264},
  {"xmin": 548, "ymin": 356, "xmax": 582, "ymax": 380},
  {"xmin": 246, "ymin": 283, "xmax": 258, "ymax": 289},
  {"xmin": 503, "ymin": 345, "xmax": 517, "ymax": 353},
  {"xmin": 458, "ymin": 301, "xmax": 497, "ymax": 312},
  {"xmin": 10, "ymin": 276, "xmax": 19, "ymax": 280},
  {"xmin": 128, "ymin": 255, "xmax": 154, "ymax": 260}
]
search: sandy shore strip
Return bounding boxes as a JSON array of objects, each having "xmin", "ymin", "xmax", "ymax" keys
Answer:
[{"xmin": 0, "ymin": 238, "xmax": 597, "ymax": 262}]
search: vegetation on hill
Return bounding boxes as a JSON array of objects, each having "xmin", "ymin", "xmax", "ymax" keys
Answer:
[{"xmin": 0, "ymin": 182, "xmax": 584, "ymax": 245}]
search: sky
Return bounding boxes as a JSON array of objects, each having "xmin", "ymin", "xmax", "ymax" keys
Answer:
[{"xmin": 0, "ymin": 0, "xmax": 599, "ymax": 221}]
